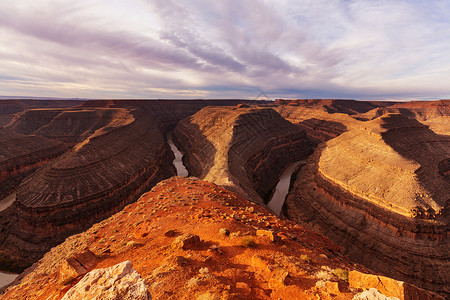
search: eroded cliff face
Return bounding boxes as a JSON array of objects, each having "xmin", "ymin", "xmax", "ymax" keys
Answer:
[
  {"xmin": 284, "ymin": 113, "xmax": 449, "ymax": 297},
  {"xmin": 0, "ymin": 108, "xmax": 175, "ymax": 271},
  {"xmin": 0, "ymin": 128, "xmax": 67, "ymax": 200},
  {"xmin": 174, "ymin": 106, "xmax": 315, "ymax": 205}
]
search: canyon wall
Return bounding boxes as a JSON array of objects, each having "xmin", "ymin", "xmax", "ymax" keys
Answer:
[
  {"xmin": 0, "ymin": 108, "xmax": 175, "ymax": 271},
  {"xmin": 284, "ymin": 113, "xmax": 449, "ymax": 297},
  {"xmin": 0, "ymin": 128, "xmax": 67, "ymax": 200},
  {"xmin": 174, "ymin": 105, "xmax": 315, "ymax": 204}
]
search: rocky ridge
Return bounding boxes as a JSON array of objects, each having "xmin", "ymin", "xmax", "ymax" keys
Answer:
[
  {"xmin": 174, "ymin": 105, "xmax": 315, "ymax": 205},
  {"xmin": 2, "ymin": 177, "xmax": 442, "ymax": 299}
]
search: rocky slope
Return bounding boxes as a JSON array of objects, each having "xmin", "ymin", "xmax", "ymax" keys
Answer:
[
  {"xmin": 0, "ymin": 128, "xmax": 67, "ymax": 200},
  {"xmin": 2, "ymin": 177, "xmax": 442, "ymax": 299},
  {"xmin": 284, "ymin": 113, "xmax": 449, "ymax": 297},
  {"xmin": 0, "ymin": 108, "xmax": 175, "ymax": 271},
  {"xmin": 174, "ymin": 105, "xmax": 315, "ymax": 205}
]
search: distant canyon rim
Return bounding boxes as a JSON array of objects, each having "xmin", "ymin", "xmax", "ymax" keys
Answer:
[{"xmin": 0, "ymin": 98, "xmax": 448, "ymax": 298}]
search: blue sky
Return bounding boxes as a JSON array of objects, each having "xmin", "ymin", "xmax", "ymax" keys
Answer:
[{"xmin": 0, "ymin": 0, "xmax": 449, "ymax": 100}]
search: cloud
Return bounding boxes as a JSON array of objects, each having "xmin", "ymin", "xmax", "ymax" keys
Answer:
[{"xmin": 0, "ymin": 0, "xmax": 449, "ymax": 99}]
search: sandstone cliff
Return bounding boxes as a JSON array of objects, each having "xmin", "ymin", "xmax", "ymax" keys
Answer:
[
  {"xmin": 284, "ymin": 113, "xmax": 449, "ymax": 297},
  {"xmin": 0, "ymin": 128, "xmax": 67, "ymax": 200},
  {"xmin": 0, "ymin": 108, "xmax": 175, "ymax": 271},
  {"xmin": 174, "ymin": 106, "xmax": 315, "ymax": 205},
  {"xmin": 2, "ymin": 177, "xmax": 441, "ymax": 299}
]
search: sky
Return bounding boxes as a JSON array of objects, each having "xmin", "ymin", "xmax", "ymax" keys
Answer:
[{"xmin": 0, "ymin": 0, "xmax": 450, "ymax": 100}]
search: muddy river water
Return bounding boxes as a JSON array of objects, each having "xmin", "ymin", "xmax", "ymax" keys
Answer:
[{"xmin": 268, "ymin": 161, "xmax": 306, "ymax": 216}]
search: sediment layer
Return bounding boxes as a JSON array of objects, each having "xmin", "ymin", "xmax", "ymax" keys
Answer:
[{"xmin": 0, "ymin": 128, "xmax": 67, "ymax": 200}]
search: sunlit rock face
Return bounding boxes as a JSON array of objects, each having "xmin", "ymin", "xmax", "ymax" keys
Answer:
[
  {"xmin": 174, "ymin": 105, "xmax": 315, "ymax": 205},
  {"xmin": 285, "ymin": 113, "xmax": 450, "ymax": 297},
  {"xmin": 0, "ymin": 108, "xmax": 175, "ymax": 271}
]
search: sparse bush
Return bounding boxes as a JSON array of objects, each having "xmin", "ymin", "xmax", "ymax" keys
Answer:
[
  {"xmin": 300, "ymin": 254, "xmax": 311, "ymax": 263},
  {"xmin": 240, "ymin": 236, "xmax": 256, "ymax": 248},
  {"xmin": 332, "ymin": 268, "xmax": 349, "ymax": 282},
  {"xmin": 314, "ymin": 270, "xmax": 331, "ymax": 281},
  {"xmin": 219, "ymin": 228, "xmax": 230, "ymax": 236},
  {"xmin": 127, "ymin": 241, "xmax": 137, "ymax": 247}
]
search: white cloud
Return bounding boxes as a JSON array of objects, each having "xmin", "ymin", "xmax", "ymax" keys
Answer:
[{"xmin": 0, "ymin": 0, "xmax": 449, "ymax": 99}]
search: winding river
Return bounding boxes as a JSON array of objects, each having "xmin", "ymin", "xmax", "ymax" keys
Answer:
[
  {"xmin": 268, "ymin": 160, "xmax": 306, "ymax": 216},
  {"xmin": 167, "ymin": 133, "xmax": 189, "ymax": 177},
  {"xmin": 0, "ymin": 271, "xmax": 18, "ymax": 289},
  {"xmin": 0, "ymin": 193, "xmax": 18, "ymax": 288},
  {"xmin": 0, "ymin": 192, "xmax": 15, "ymax": 212}
]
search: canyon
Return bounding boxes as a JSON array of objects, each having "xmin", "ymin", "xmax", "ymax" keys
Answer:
[{"xmin": 0, "ymin": 98, "xmax": 448, "ymax": 298}]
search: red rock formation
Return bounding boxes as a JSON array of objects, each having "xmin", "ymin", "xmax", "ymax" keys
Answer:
[
  {"xmin": 174, "ymin": 106, "xmax": 315, "ymax": 204},
  {"xmin": 0, "ymin": 108, "xmax": 175, "ymax": 271},
  {"xmin": 284, "ymin": 113, "xmax": 449, "ymax": 297},
  {"xmin": 0, "ymin": 128, "xmax": 67, "ymax": 200},
  {"xmin": 1, "ymin": 177, "xmax": 442, "ymax": 299}
]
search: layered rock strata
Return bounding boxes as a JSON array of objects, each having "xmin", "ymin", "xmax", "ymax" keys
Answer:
[
  {"xmin": 0, "ymin": 128, "xmax": 67, "ymax": 200},
  {"xmin": 284, "ymin": 113, "xmax": 449, "ymax": 297},
  {"xmin": 0, "ymin": 109, "xmax": 175, "ymax": 271},
  {"xmin": 174, "ymin": 106, "xmax": 315, "ymax": 204},
  {"xmin": 0, "ymin": 99, "xmax": 82, "ymax": 126},
  {"xmin": 6, "ymin": 107, "xmax": 134, "ymax": 147}
]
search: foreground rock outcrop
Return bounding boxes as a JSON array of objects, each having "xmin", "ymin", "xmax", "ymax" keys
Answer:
[
  {"xmin": 61, "ymin": 261, "xmax": 150, "ymax": 300},
  {"xmin": 0, "ymin": 128, "xmax": 67, "ymax": 200},
  {"xmin": 285, "ymin": 113, "xmax": 449, "ymax": 296},
  {"xmin": 2, "ymin": 177, "xmax": 441, "ymax": 299},
  {"xmin": 174, "ymin": 106, "xmax": 315, "ymax": 204},
  {"xmin": 0, "ymin": 108, "xmax": 175, "ymax": 271}
]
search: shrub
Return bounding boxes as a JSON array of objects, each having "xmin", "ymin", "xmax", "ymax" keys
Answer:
[
  {"xmin": 332, "ymin": 268, "xmax": 349, "ymax": 282},
  {"xmin": 240, "ymin": 236, "xmax": 256, "ymax": 248}
]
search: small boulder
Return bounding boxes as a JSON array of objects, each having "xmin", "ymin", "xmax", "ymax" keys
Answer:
[
  {"xmin": 59, "ymin": 249, "xmax": 98, "ymax": 284},
  {"xmin": 61, "ymin": 261, "xmax": 150, "ymax": 300},
  {"xmin": 171, "ymin": 233, "xmax": 201, "ymax": 250},
  {"xmin": 256, "ymin": 229, "xmax": 280, "ymax": 242}
]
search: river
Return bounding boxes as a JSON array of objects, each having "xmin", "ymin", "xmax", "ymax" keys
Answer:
[
  {"xmin": 0, "ymin": 271, "xmax": 18, "ymax": 289},
  {"xmin": 167, "ymin": 133, "xmax": 189, "ymax": 177},
  {"xmin": 0, "ymin": 193, "xmax": 18, "ymax": 288},
  {"xmin": 0, "ymin": 192, "xmax": 15, "ymax": 212},
  {"xmin": 267, "ymin": 161, "xmax": 305, "ymax": 216}
]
